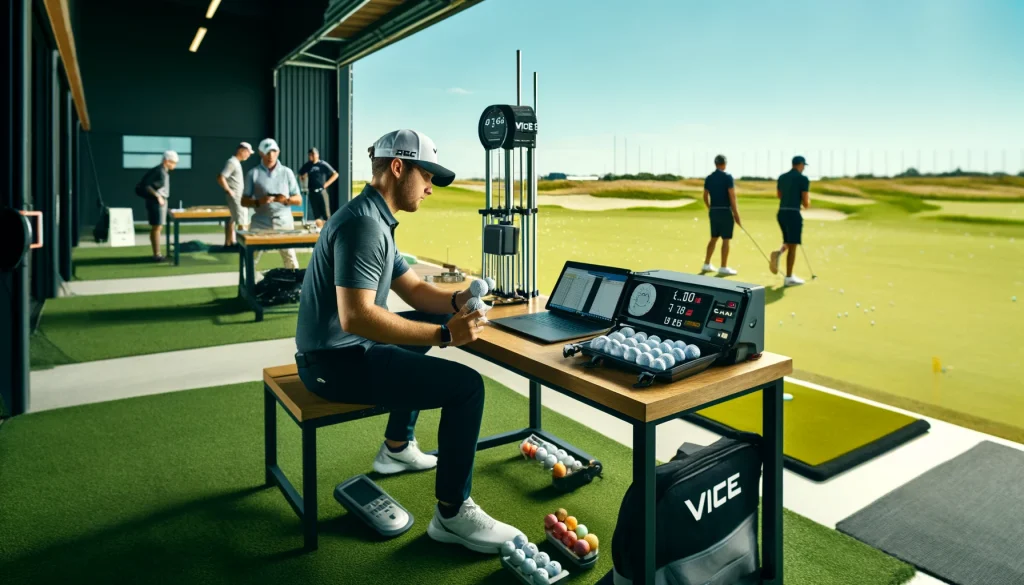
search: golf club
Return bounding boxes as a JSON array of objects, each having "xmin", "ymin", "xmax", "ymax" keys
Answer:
[
  {"xmin": 799, "ymin": 244, "xmax": 818, "ymax": 280},
  {"xmin": 739, "ymin": 224, "xmax": 772, "ymax": 266}
]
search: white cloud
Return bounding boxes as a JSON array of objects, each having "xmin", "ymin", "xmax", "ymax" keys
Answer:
[{"xmin": 446, "ymin": 87, "xmax": 472, "ymax": 95}]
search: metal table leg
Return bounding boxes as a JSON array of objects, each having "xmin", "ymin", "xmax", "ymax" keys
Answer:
[
  {"xmin": 165, "ymin": 220, "xmax": 171, "ymax": 260},
  {"xmin": 173, "ymin": 219, "xmax": 181, "ymax": 266},
  {"xmin": 264, "ymin": 386, "xmax": 277, "ymax": 485},
  {"xmin": 529, "ymin": 380, "xmax": 542, "ymax": 429},
  {"xmin": 633, "ymin": 421, "xmax": 656, "ymax": 585},
  {"xmin": 761, "ymin": 378, "xmax": 784, "ymax": 584},
  {"xmin": 246, "ymin": 247, "xmax": 261, "ymax": 322},
  {"xmin": 302, "ymin": 424, "xmax": 318, "ymax": 550}
]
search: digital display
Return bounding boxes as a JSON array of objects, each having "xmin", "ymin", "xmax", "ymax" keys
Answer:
[
  {"xmin": 627, "ymin": 280, "xmax": 715, "ymax": 334},
  {"xmin": 345, "ymin": 477, "xmax": 382, "ymax": 507},
  {"xmin": 478, "ymin": 106, "xmax": 507, "ymax": 150},
  {"xmin": 550, "ymin": 267, "xmax": 628, "ymax": 321}
]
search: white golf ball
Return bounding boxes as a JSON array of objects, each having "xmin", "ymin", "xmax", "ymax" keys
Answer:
[
  {"xmin": 535, "ymin": 447, "xmax": 548, "ymax": 461},
  {"xmin": 856, "ymin": 302, "xmax": 861, "ymax": 308},
  {"xmin": 610, "ymin": 343, "xmax": 626, "ymax": 358},
  {"xmin": 571, "ymin": 460, "xmax": 583, "ymax": 472},
  {"xmin": 637, "ymin": 343, "xmax": 652, "ymax": 353},
  {"xmin": 864, "ymin": 309, "xmax": 868, "ymax": 313},
  {"xmin": 651, "ymin": 357, "xmax": 669, "ymax": 371},
  {"xmin": 871, "ymin": 306, "xmax": 876, "ymax": 311},
  {"xmin": 659, "ymin": 341, "xmax": 674, "ymax": 353},
  {"xmin": 469, "ymin": 279, "xmax": 489, "ymax": 297},
  {"xmin": 544, "ymin": 455, "xmax": 557, "ymax": 469},
  {"xmin": 509, "ymin": 549, "xmax": 526, "ymax": 566},
  {"xmin": 779, "ymin": 320, "xmax": 784, "ymax": 325},
  {"xmin": 840, "ymin": 289, "xmax": 845, "ymax": 294},
  {"xmin": 521, "ymin": 558, "xmax": 537, "ymax": 574},
  {"xmin": 647, "ymin": 335, "xmax": 662, "ymax": 345},
  {"xmin": 672, "ymin": 347, "xmax": 687, "ymax": 362},
  {"xmin": 833, "ymin": 325, "xmax": 837, "ymax": 331},
  {"xmin": 623, "ymin": 347, "xmax": 641, "ymax": 362},
  {"xmin": 844, "ymin": 312, "xmax": 849, "ymax": 317},
  {"xmin": 484, "ymin": 276, "xmax": 496, "ymax": 290},
  {"xmin": 608, "ymin": 332, "xmax": 626, "ymax": 343},
  {"xmin": 501, "ymin": 541, "xmax": 517, "ymax": 556},
  {"xmin": 546, "ymin": 561, "xmax": 563, "ymax": 577},
  {"xmin": 466, "ymin": 296, "xmax": 489, "ymax": 313},
  {"xmin": 649, "ymin": 347, "xmax": 663, "ymax": 358},
  {"xmin": 684, "ymin": 345, "xmax": 701, "ymax": 359},
  {"xmin": 633, "ymin": 332, "xmax": 648, "ymax": 343},
  {"xmin": 661, "ymin": 353, "xmax": 676, "ymax": 368},
  {"xmin": 837, "ymin": 313, "xmax": 841, "ymax": 319},
  {"xmin": 622, "ymin": 337, "xmax": 638, "ymax": 348},
  {"xmin": 620, "ymin": 327, "xmax": 636, "ymax": 338},
  {"xmin": 791, "ymin": 312, "xmax": 795, "ymax": 318},
  {"xmin": 783, "ymin": 393, "xmax": 794, "ymax": 401},
  {"xmin": 591, "ymin": 336, "xmax": 609, "ymax": 350},
  {"xmin": 637, "ymin": 353, "xmax": 654, "ymax": 367},
  {"xmin": 662, "ymin": 339, "xmax": 674, "ymax": 347},
  {"xmin": 1014, "ymin": 296, "xmax": 1018, "ymax": 302},
  {"xmin": 533, "ymin": 571, "xmax": 551, "ymax": 585},
  {"xmin": 534, "ymin": 552, "xmax": 551, "ymax": 568},
  {"xmin": 559, "ymin": 455, "xmax": 573, "ymax": 467},
  {"xmin": 673, "ymin": 340, "xmax": 688, "ymax": 349},
  {"xmin": 871, "ymin": 320, "xmax": 875, "ymax": 326}
]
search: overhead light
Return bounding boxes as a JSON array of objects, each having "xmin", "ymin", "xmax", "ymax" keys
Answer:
[
  {"xmin": 189, "ymin": 27, "xmax": 208, "ymax": 52},
  {"xmin": 205, "ymin": 0, "xmax": 221, "ymax": 19}
]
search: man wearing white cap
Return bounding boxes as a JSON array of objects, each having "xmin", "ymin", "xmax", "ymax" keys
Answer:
[
  {"xmin": 216, "ymin": 141, "xmax": 254, "ymax": 247},
  {"xmin": 294, "ymin": 129, "xmax": 525, "ymax": 555},
  {"xmin": 242, "ymin": 138, "xmax": 302, "ymax": 268},
  {"xmin": 134, "ymin": 150, "xmax": 178, "ymax": 261}
]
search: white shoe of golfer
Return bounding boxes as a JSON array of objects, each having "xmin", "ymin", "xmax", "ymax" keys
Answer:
[
  {"xmin": 718, "ymin": 267, "xmax": 738, "ymax": 276},
  {"xmin": 701, "ymin": 263, "xmax": 716, "ymax": 273},
  {"xmin": 784, "ymin": 275, "xmax": 805, "ymax": 287},
  {"xmin": 371, "ymin": 440, "xmax": 437, "ymax": 475},
  {"xmin": 427, "ymin": 498, "xmax": 526, "ymax": 554}
]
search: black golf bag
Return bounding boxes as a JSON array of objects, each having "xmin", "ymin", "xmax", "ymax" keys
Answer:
[
  {"xmin": 93, "ymin": 204, "xmax": 110, "ymax": 243},
  {"xmin": 254, "ymin": 268, "xmax": 306, "ymax": 306},
  {"xmin": 600, "ymin": 435, "xmax": 763, "ymax": 585}
]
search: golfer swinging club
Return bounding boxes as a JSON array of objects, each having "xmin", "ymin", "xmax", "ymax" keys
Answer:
[
  {"xmin": 770, "ymin": 155, "xmax": 811, "ymax": 286},
  {"xmin": 294, "ymin": 129, "xmax": 525, "ymax": 554},
  {"xmin": 701, "ymin": 154, "xmax": 741, "ymax": 275}
]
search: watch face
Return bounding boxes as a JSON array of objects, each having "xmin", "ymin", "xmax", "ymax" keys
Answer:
[{"xmin": 628, "ymin": 283, "xmax": 657, "ymax": 317}]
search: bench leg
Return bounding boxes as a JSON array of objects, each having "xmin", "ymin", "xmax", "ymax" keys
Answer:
[
  {"xmin": 302, "ymin": 424, "xmax": 318, "ymax": 551},
  {"xmin": 264, "ymin": 385, "xmax": 277, "ymax": 485}
]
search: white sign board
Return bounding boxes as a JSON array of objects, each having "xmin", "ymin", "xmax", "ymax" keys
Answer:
[{"xmin": 108, "ymin": 208, "xmax": 136, "ymax": 247}]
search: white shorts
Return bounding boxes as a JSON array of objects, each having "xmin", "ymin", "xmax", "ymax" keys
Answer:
[{"xmin": 225, "ymin": 193, "xmax": 248, "ymax": 225}]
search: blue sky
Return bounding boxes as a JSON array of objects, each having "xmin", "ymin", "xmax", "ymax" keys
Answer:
[{"xmin": 352, "ymin": 0, "xmax": 1024, "ymax": 180}]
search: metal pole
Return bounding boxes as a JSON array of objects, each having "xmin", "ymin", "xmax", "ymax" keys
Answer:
[
  {"xmin": 483, "ymin": 152, "xmax": 491, "ymax": 279},
  {"xmin": 532, "ymin": 71, "xmax": 539, "ymax": 296}
]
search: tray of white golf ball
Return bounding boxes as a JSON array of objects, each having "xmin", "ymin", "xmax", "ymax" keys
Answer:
[
  {"xmin": 520, "ymin": 436, "xmax": 586, "ymax": 478},
  {"xmin": 567, "ymin": 327, "xmax": 719, "ymax": 386},
  {"xmin": 500, "ymin": 535, "xmax": 569, "ymax": 584}
]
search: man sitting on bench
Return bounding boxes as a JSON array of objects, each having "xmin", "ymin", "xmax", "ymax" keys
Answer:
[{"xmin": 295, "ymin": 129, "xmax": 525, "ymax": 554}]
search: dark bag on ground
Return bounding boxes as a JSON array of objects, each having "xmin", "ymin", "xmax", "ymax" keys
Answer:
[
  {"xmin": 255, "ymin": 268, "xmax": 305, "ymax": 306},
  {"xmin": 93, "ymin": 204, "xmax": 110, "ymax": 243},
  {"xmin": 598, "ymin": 435, "xmax": 763, "ymax": 585}
]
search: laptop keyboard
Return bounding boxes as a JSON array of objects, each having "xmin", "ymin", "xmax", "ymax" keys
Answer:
[{"xmin": 527, "ymin": 313, "xmax": 599, "ymax": 333}]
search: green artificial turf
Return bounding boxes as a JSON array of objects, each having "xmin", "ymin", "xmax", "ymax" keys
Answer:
[
  {"xmin": 73, "ymin": 244, "xmax": 310, "ymax": 281},
  {"xmin": 0, "ymin": 379, "xmax": 915, "ymax": 585},
  {"xmin": 30, "ymin": 286, "xmax": 296, "ymax": 369},
  {"xmin": 696, "ymin": 382, "xmax": 921, "ymax": 466},
  {"xmin": 396, "ymin": 184, "xmax": 1024, "ymax": 442}
]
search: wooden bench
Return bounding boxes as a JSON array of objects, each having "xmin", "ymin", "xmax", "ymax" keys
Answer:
[{"xmin": 263, "ymin": 364, "xmax": 388, "ymax": 550}]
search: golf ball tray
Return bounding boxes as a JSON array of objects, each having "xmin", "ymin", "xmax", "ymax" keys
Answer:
[
  {"xmin": 520, "ymin": 435, "xmax": 604, "ymax": 492},
  {"xmin": 544, "ymin": 508, "xmax": 600, "ymax": 568},
  {"xmin": 543, "ymin": 531, "xmax": 598, "ymax": 569},
  {"xmin": 500, "ymin": 535, "xmax": 570, "ymax": 584},
  {"xmin": 564, "ymin": 328, "xmax": 719, "ymax": 388}
]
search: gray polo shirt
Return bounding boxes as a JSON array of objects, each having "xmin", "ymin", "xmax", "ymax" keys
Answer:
[
  {"xmin": 220, "ymin": 156, "xmax": 244, "ymax": 197},
  {"xmin": 295, "ymin": 184, "xmax": 410, "ymax": 353},
  {"xmin": 243, "ymin": 162, "xmax": 300, "ymax": 230}
]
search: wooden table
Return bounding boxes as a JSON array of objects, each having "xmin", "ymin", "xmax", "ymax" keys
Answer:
[
  {"xmin": 463, "ymin": 297, "xmax": 790, "ymax": 585},
  {"xmin": 237, "ymin": 231, "xmax": 319, "ymax": 321},
  {"xmin": 167, "ymin": 207, "xmax": 305, "ymax": 266}
]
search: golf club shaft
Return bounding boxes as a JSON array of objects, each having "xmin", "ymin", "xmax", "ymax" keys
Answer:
[
  {"xmin": 739, "ymin": 224, "xmax": 771, "ymax": 263},
  {"xmin": 800, "ymin": 244, "xmax": 817, "ymax": 277}
]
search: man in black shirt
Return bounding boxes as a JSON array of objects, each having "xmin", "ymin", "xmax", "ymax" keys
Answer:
[
  {"xmin": 771, "ymin": 156, "xmax": 811, "ymax": 286},
  {"xmin": 298, "ymin": 147, "xmax": 338, "ymax": 226},
  {"xmin": 702, "ymin": 154, "xmax": 742, "ymax": 275}
]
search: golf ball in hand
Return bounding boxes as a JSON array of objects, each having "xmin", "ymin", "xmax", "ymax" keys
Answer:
[
  {"xmin": 623, "ymin": 347, "xmax": 641, "ymax": 362},
  {"xmin": 484, "ymin": 276, "xmax": 496, "ymax": 290},
  {"xmin": 620, "ymin": 327, "xmax": 636, "ymax": 338},
  {"xmin": 469, "ymin": 279, "xmax": 489, "ymax": 297},
  {"xmin": 637, "ymin": 353, "xmax": 654, "ymax": 367},
  {"xmin": 633, "ymin": 332, "xmax": 648, "ymax": 343},
  {"xmin": 647, "ymin": 335, "xmax": 662, "ymax": 345},
  {"xmin": 661, "ymin": 353, "xmax": 676, "ymax": 368},
  {"xmin": 659, "ymin": 341, "xmax": 674, "ymax": 353},
  {"xmin": 684, "ymin": 345, "xmax": 701, "ymax": 359},
  {"xmin": 591, "ymin": 336, "xmax": 609, "ymax": 350},
  {"xmin": 466, "ymin": 297, "xmax": 489, "ymax": 313},
  {"xmin": 672, "ymin": 348, "xmax": 687, "ymax": 362}
]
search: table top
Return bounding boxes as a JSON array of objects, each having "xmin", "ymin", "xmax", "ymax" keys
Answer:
[
  {"xmin": 471, "ymin": 297, "xmax": 792, "ymax": 423},
  {"xmin": 170, "ymin": 208, "xmax": 304, "ymax": 220},
  {"xmin": 238, "ymin": 231, "xmax": 320, "ymax": 246}
]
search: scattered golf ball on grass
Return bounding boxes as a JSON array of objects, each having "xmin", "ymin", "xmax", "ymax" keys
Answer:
[
  {"xmin": 833, "ymin": 326, "xmax": 837, "ymax": 331},
  {"xmin": 871, "ymin": 321, "xmax": 875, "ymax": 326},
  {"xmin": 783, "ymin": 393, "xmax": 794, "ymax": 401}
]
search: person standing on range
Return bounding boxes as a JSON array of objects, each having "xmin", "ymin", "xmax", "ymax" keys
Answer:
[
  {"xmin": 298, "ymin": 147, "xmax": 339, "ymax": 228},
  {"xmin": 701, "ymin": 154, "xmax": 742, "ymax": 275},
  {"xmin": 242, "ymin": 138, "xmax": 302, "ymax": 268},
  {"xmin": 135, "ymin": 150, "xmax": 178, "ymax": 261},
  {"xmin": 216, "ymin": 141, "xmax": 254, "ymax": 247},
  {"xmin": 770, "ymin": 155, "xmax": 811, "ymax": 286}
]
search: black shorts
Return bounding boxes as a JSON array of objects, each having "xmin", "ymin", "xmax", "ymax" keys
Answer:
[
  {"xmin": 709, "ymin": 209, "xmax": 734, "ymax": 239},
  {"xmin": 145, "ymin": 198, "xmax": 167, "ymax": 226},
  {"xmin": 308, "ymin": 189, "xmax": 330, "ymax": 221},
  {"xmin": 777, "ymin": 210, "xmax": 802, "ymax": 245}
]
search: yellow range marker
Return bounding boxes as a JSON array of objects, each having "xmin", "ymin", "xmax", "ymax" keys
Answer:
[{"xmin": 931, "ymin": 357, "xmax": 942, "ymax": 374}]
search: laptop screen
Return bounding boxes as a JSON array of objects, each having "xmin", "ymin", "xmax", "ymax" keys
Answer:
[{"xmin": 548, "ymin": 263, "xmax": 629, "ymax": 322}]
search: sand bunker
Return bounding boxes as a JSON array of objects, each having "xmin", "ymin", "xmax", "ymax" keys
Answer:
[
  {"xmin": 802, "ymin": 208, "xmax": 848, "ymax": 221},
  {"xmin": 538, "ymin": 194, "xmax": 695, "ymax": 211}
]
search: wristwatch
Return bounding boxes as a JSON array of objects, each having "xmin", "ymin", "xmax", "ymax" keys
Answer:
[{"xmin": 439, "ymin": 324, "xmax": 452, "ymax": 349}]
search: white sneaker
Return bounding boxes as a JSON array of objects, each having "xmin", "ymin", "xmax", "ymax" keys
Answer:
[
  {"xmin": 718, "ymin": 267, "xmax": 738, "ymax": 276},
  {"xmin": 784, "ymin": 275, "xmax": 805, "ymax": 287},
  {"xmin": 701, "ymin": 263, "xmax": 716, "ymax": 273},
  {"xmin": 769, "ymin": 251, "xmax": 780, "ymax": 275},
  {"xmin": 371, "ymin": 440, "xmax": 437, "ymax": 475},
  {"xmin": 427, "ymin": 498, "xmax": 526, "ymax": 554}
]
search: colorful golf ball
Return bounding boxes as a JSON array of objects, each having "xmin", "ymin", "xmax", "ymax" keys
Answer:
[
  {"xmin": 584, "ymin": 534, "xmax": 599, "ymax": 552},
  {"xmin": 575, "ymin": 524, "xmax": 589, "ymax": 538},
  {"xmin": 544, "ymin": 514, "xmax": 558, "ymax": 529}
]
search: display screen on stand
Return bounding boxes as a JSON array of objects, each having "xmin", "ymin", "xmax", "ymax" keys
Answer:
[{"xmin": 625, "ymin": 281, "xmax": 716, "ymax": 336}]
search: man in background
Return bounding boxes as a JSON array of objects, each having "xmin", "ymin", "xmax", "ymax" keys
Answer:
[
  {"xmin": 701, "ymin": 154, "xmax": 742, "ymax": 275},
  {"xmin": 242, "ymin": 138, "xmax": 302, "ymax": 268},
  {"xmin": 298, "ymin": 147, "xmax": 338, "ymax": 227},
  {"xmin": 135, "ymin": 150, "xmax": 178, "ymax": 261},
  {"xmin": 217, "ymin": 141, "xmax": 254, "ymax": 247},
  {"xmin": 770, "ymin": 155, "xmax": 811, "ymax": 286}
]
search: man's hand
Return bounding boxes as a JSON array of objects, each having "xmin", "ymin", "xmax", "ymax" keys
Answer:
[
  {"xmin": 274, "ymin": 194, "xmax": 290, "ymax": 204},
  {"xmin": 157, "ymin": 195, "xmax": 166, "ymax": 207},
  {"xmin": 446, "ymin": 305, "xmax": 487, "ymax": 347},
  {"xmin": 257, "ymin": 195, "xmax": 273, "ymax": 206},
  {"xmin": 733, "ymin": 213, "xmax": 742, "ymax": 227}
]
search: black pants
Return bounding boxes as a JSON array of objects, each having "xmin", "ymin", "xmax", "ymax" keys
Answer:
[
  {"xmin": 308, "ymin": 188, "xmax": 330, "ymax": 220},
  {"xmin": 296, "ymin": 311, "xmax": 484, "ymax": 504}
]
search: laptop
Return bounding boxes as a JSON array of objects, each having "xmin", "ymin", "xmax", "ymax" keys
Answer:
[{"xmin": 492, "ymin": 261, "xmax": 630, "ymax": 343}]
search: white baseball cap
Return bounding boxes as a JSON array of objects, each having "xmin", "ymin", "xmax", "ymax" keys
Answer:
[
  {"xmin": 238, "ymin": 141, "xmax": 254, "ymax": 153},
  {"xmin": 163, "ymin": 150, "xmax": 179, "ymax": 162},
  {"xmin": 258, "ymin": 138, "xmax": 280, "ymax": 154},
  {"xmin": 372, "ymin": 129, "xmax": 455, "ymax": 187}
]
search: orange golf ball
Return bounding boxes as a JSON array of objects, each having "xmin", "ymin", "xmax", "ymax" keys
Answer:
[
  {"xmin": 555, "ymin": 508, "xmax": 568, "ymax": 522},
  {"xmin": 565, "ymin": 516, "xmax": 578, "ymax": 531},
  {"xmin": 584, "ymin": 533, "xmax": 599, "ymax": 552},
  {"xmin": 552, "ymin": 462, "xmax": 567, "ymax": 478}
]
